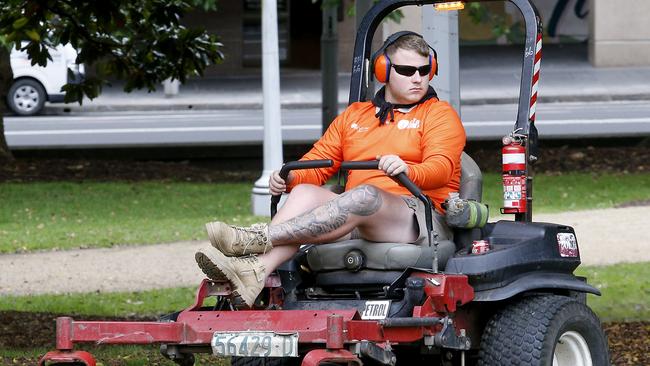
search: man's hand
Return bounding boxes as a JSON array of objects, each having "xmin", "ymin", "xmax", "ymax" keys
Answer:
[
  {"xmin": 377, "ymin": 154, "xmax": 409, "ymax": 176},
  {"xmin": 269, "ymin": 170, "xmax": 295, "ymax": 196}
]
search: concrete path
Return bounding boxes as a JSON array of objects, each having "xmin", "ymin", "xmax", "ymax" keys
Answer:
[{"xmin": 1, "ymin": 206, "xmax": 649, "ymax": 296}]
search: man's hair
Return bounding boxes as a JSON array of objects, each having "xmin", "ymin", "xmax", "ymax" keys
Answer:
[{"xmin": 386, "ymin": 34, "xmax": 430, "ymax": 58}]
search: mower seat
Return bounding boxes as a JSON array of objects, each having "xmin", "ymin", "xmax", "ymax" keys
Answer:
[
  {"xmin": 304, "ymin": 152, "xmax": 483, "ymax": 282},
  {"xmin": 453, "ymin": 152, "xmax": 484, "ymax": 250}
]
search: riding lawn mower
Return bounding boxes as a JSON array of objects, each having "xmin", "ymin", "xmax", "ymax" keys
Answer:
[{"xmin": 39, "ymin": 1, "xmax": 610, "ymax": 365}]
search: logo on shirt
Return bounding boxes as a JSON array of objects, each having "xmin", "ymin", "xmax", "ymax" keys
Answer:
[
  {"xmin": 397, "ymin": 118, "xmax": 421, "ymax": 130},
  {"xmin": 350, "ymin": 122, "xmax": 369, "ymax": 132}
]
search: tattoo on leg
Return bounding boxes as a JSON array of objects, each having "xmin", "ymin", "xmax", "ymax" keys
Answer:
[{"xmin": 269, "ymin": 185, "xmax": 383, "ymax": 243}]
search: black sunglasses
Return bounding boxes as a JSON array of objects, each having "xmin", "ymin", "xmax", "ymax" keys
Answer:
[{"xmin": 391, "ymin": 64, "xmax": 431, "ymax": 77}]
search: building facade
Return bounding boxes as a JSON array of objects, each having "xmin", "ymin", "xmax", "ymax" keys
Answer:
[{"xmin": 189, "ymin": 0, "xmax": 649, "ymax": 77}]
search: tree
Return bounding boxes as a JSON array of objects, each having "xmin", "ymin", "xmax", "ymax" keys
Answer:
[{"xmin": 0, "ymin": 0, "xmax": 224, "ymax": 160}]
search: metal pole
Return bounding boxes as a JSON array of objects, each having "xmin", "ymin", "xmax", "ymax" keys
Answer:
[
  {"xmin": 422, "ymin": 7, "xmax": 460, "ymax": 116},
  {"xmin": 321, "ymin": 2, "xmax": 339, "ymax": 133},
  {"xmin": 252, "ymin": 0, "xmax": 284, "ymax": 216}
]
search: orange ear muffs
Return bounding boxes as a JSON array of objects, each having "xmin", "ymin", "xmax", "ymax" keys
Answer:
[
  {"xmin": 428, "ymin": 53, "xmax": 437, "ymax": 80},
  {"xmin": 373, "ymin": 53, "xmax": 391, "ymax": 83}
]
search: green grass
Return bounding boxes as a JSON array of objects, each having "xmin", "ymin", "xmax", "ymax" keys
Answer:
[
  {"xmin": 0, "ymin": 287, "xmax": 201, "ymax": 317},
  {"xmin": 0, "ymin": 182, "xmax": 263, "ymax": 253},
  {"xmin": 1, "ymin": 172, "xmax": 649, "ymax": 253},
  {"xmin": 576, "ymin": 262, "xmax": 650, "ymax": 322},
  {"xmin": 482, "ymin": 172, "xmax": 650, "ymax": 214},
  {"xmin": 1, "ymin": 346, "xmax": 226, "ymax": 365}
]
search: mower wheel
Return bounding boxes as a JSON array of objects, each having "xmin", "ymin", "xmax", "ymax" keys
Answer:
[
  {"xmin": 230, "ymin": 357, "xmax": 300, "ymax": 366},
  {"xmin": 478, "ymin": 294, "xmax": 609, "ymax": 366}
]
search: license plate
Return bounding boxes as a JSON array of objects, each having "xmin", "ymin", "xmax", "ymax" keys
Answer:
[
  {"xmin": 361, "ymin": 300, "xmax": 391, "ymax": 320},
  {"xmin": 211, "ymin": 331, "xmax": 299, "ymax": 357}
]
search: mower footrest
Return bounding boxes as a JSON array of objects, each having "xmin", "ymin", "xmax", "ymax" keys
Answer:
[
  {"xmin": 302, "ymin": 349, "xmax": 362, "ymax": 366},
  {"xmin": 38, "ymin": 350, "xmax": 96, "ymax": 366}
]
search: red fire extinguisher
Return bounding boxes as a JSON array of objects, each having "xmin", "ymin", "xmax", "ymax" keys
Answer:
[{"xmin": 502, "ymin": 136, "xmax": 527, "ymax": 214}]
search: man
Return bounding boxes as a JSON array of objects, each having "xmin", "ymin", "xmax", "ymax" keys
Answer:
[{"xmin": 195, "ymin": 32, "xmax": 466, "ymax": 307}]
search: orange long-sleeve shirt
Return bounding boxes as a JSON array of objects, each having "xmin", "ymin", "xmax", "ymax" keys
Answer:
[{"xmin": 287, "ymin": 98, "xmax": 466, "ymax": 210}]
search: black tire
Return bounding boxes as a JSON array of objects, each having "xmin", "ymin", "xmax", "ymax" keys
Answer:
[
  {"xmin": 7, "ymin": 78, "xmax": 46, "ymax": 116},
  {"xmin": 230, "ymin": 357, "xmax": 300, "ymax": 366},
  {"xmin": 478, "ymin": 295, "xmax": 609, "ymax": 365}
]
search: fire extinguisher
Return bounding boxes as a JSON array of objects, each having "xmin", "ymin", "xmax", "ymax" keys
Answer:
[{"xmin": 501, "ymin": 136, "xmax": 527, "ymax": 214}]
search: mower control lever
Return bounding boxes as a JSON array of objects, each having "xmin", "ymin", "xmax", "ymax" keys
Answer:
[
  {"xmin": 339, "ymin": 160, "xmax": 426, "ymax": 201},
  {"xmin": 271, "ymin": 159, "xmax": 334, "ymax": 217}
]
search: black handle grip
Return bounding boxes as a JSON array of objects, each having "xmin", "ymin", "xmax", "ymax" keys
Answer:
[
  {"xmin": 277, "ymin": 160, "xmax": 333, "ymax": 180},
  {"xmin": 339, "ymin": 160, "xmax": 424, "ymax": 199},
  {"xmin": 271, "ymin": 160, "xmax": 333, "ymax": 217},
  {"xmin": 339, "ymin": 161, "xmax": 379, "ymax": 170},
  {"xmin": 394, "ymin": 172, "xmax": 424, "ymax": 199}
]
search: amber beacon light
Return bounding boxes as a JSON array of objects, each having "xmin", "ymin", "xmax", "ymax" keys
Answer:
[{"xmin": 434, "ymin": 1, "xmax": 465, "ymax": 11}]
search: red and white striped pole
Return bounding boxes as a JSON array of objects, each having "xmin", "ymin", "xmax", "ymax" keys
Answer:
[{"xmin": 529, "ymin": 32, "xmax": 542, "ymax": 122}]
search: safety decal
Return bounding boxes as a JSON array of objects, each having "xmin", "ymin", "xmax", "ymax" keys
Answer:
[{"xmin": 557, "ymin": 232, "xmax": 578, "ymax": 258}]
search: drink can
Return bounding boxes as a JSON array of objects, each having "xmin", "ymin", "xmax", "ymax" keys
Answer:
[{"xmin": 471, "ymin": 240, "xmax": 490, "ymax": 254}]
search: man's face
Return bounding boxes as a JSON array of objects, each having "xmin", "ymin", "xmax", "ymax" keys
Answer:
[{"xmin": 384, "ymin": 48, "xmax": 430, "ymax": 105}]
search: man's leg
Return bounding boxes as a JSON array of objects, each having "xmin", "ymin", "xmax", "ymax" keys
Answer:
[
  {"xmin": 258, "ymin": 184, "xmax": 345, "ymax": 265},
  {"xmin": 205, "ymin": 184, "xmax": 343, "ymax": 256},
  {"xmin": 270, "ymin": 184, "xmax": 340, "ymax": 225},
  {"xmin": 259, "ymin": 184, "xmax": 417, "ymax": 272}
]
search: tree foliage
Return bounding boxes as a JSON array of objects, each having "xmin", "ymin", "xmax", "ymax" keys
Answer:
[
  {"xmin": 0, "ymin": 0, "xmax": 224, "ymax": 104},
  {"xmin": 318, "ymin": 0, "xmax": 404, "ymax": 23},
  {"xmin": 467, "ymin": 3, "xmax": 525, "ymax": 44}
]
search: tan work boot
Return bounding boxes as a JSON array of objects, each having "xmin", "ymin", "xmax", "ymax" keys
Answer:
[
  {"xmin": 195, "ymin": 245, "xmax": 266, "ymax": 308},
  {"xmin": 205, "ymin": 221, "xmax": 273, "ymax": 256}
]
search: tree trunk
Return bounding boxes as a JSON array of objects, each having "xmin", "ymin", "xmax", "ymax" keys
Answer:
[{"xmin": 0, "ymin": 47, "xmax": 14, "ymax": 161}]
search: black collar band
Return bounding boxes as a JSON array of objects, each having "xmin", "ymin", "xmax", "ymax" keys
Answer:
[{"xmin": 372, "ymin": 86, "xmax": 438, "ymax": 125}]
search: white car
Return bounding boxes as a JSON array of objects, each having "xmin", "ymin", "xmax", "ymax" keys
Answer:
[{"xmin": 8, "ymin": 44, "xmax": 84, "ymax": 116}]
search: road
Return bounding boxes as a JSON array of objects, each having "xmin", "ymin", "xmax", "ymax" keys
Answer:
[{"xmin": 5, "ymin": 101, "xmax": 650, "ymax": 149}]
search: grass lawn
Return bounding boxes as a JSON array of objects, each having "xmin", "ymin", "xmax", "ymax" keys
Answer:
[
  {"xmin": 0, "ymin": 182, "xmax": 262, "ymax": 253},
  {"xmin": 0, "ymin": 287, "xmax": 200, "ymax": 318},
  {"xmin": 482, "ymin": 172, "xmax": 650, "ymax": 213},
  {"xmin": 1, "ymin": 172, "xmax": 649, "ymax": 253},
  {"xmin": 576, "ymin": 262, "xmax": 650, "ymax": 322},
  {"xmin": 0, "ymin": 346, "xmax": 226, "ymax": 366}
]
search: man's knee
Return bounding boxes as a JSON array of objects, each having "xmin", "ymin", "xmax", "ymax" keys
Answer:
[
  {"xmin": 284, "ymin": 184, "xmax": 337, "ymax": 208},
  {"xmin": 339, "ymin": 184, "xmax": 384, "ymax": 216},
  {"xmin": 289, "ymin": 183, "xmax": 322, "ymax": 197}
]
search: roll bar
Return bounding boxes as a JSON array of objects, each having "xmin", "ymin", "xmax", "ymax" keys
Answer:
[{"xmin": 349, "ymin": 0, "xmax": 542, "ymax": 221}]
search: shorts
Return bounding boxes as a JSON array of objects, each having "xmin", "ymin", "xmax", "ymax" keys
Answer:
[{"xmin": 401, "ymin": 196, "xmax": 452, "ymax": 245}]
